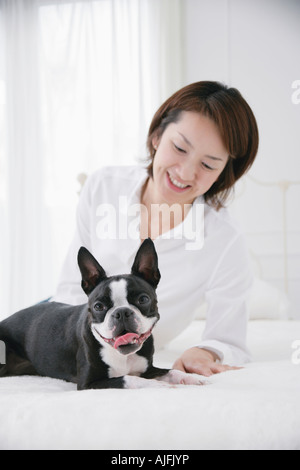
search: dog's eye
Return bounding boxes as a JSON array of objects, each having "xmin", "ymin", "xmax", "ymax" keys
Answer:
[
  {"xmin": 138, "ymin": 294, "xmax": 150, "ymax": 305},
  {"xmin": 94, "ymin": 302, "xmax": 106, "ymax": 312}
]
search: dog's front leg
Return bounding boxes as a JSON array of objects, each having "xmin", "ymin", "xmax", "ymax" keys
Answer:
[
  {"xmin": 77, "ymin": 377, "xmax": 126, "ymax": 390},
  {"xmin": 77, "ymin": 375, "xmax": 177, "ymax": 390},
  {"xmin": 143, "ymin": 366, "xmax": 205, "ymax": 386}
]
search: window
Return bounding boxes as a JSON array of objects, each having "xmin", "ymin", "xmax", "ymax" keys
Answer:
[{"xmin": 0, "ymin": 0, "xmax": 183, "ymax": 315}]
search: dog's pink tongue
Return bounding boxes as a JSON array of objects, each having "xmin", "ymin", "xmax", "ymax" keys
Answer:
[{"xmin": 114, "ymin": 333, "xmax": 139, "ymax": 349}]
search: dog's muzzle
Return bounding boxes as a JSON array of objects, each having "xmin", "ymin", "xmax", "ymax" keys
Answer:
[
  {"xmin": 100, "ymin": 328, "xmax": 153, "ymax": 349},
  {"xmin": 92, "ymin": 306, "xmax": 156, "ymax": 355}
]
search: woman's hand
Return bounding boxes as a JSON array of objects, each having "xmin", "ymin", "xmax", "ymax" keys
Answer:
[{"xmin": 172, "ymin": 347, "xmax": 242, "ymax": 377}]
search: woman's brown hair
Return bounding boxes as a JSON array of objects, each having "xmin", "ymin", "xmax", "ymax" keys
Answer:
[{"xmin": 146, "ymin": 81, "xmax": 259, "ymax": 210}]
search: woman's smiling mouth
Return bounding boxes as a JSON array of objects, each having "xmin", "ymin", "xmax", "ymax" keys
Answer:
[{"xmin": 166, "ymin": 171, "xmax": 191, "ymax": 192}]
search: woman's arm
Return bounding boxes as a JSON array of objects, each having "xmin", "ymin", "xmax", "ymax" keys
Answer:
[
  {"xmin": 174, "ymin": 233, "xmax": 253, "ymax": 375},
  {"xmin": 53, "ymin": 172, "xmax": 94, "ymax": 305}
]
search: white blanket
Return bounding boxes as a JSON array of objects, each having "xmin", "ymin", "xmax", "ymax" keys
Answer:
[{"xmin": 0, "ymin": 320, "xmax": 299, "ymax": 450}]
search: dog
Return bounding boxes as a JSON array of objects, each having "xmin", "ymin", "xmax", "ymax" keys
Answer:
[{"xmin": 0, "ymin": 239, "xmax": 202, "ymax": 389}]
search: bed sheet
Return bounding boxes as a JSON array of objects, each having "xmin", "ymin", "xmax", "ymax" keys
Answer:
[{"xmin": 0, "ymin": 320, "xmax": 299, "ymax": 450}]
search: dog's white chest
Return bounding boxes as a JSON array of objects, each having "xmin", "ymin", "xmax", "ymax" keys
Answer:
[{"xmin": 100, "ymin": 347, "xmax": 148, "ymax": 378}]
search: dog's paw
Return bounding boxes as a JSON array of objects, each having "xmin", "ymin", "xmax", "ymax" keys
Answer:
[
  {"xmin": 124, "ymin": 371, "xmax": 206, "ymax": 389},
  {"xmin": 124, "ymin": 375, "xmax": 176, "ymax": 389},
  {"xmin": 162, "ymin": 369, "xmax": 205, "ymax": 386}
]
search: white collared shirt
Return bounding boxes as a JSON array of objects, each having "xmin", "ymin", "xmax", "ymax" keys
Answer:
[{"xmin": 53, "ymin": 165, "xmax": 253, "ymax": 365}]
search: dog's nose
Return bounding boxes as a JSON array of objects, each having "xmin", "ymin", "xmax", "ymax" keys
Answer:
[{"xmin": 112, "ymin": 308, "xmax": 133, "ymax": 320}]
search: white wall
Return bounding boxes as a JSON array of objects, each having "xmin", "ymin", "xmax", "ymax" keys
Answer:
[{"xmin": 184, "ymin": 0, "xmax": 300, "ymax": 318}]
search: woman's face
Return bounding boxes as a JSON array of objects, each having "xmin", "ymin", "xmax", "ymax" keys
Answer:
[{"xmin": 149, "ymin": 111, "xmax": 229, "ymax": 206}]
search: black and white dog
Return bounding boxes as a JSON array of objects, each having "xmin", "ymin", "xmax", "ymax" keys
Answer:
[{"xmin": 0, "ymin": 239, "xmax": 202, "ymax": 389}]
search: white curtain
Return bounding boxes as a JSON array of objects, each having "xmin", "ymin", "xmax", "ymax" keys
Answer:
[{"xmin": 0, "ymin": 0, "xmax": 184, "ymax": 317}]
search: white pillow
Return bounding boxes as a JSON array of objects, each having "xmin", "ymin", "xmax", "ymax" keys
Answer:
[
  {"xmin": 247, "ymin": 277, "xmax": 290, "ymax": 320},
  {"xmin": 193, "ymin": 278, "xmax": 290, "ymax": 320}
]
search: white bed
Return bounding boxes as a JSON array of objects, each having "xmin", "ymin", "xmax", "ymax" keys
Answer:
[
  {"xmin": 0, "ymin": 278, "xmax": 299, "ymax": 451},
  {"xmin": 0, "ymin": 323, "xmax": 299, "ymax": 450}
]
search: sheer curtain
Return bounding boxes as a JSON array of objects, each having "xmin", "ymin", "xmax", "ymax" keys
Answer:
[{"xmin": 0, "ymin": 0, "xmax": 184, "ymax": 317}]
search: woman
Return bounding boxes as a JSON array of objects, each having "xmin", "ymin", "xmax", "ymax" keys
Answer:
[{"xmin": 54, "ymin": 81, "xmax": 259, "ymax": 377}]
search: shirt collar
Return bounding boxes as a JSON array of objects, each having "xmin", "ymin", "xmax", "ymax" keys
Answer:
[
  {"xmin": 125, "ymin": 170, "xmax": 205, "ymax": 248},
  {"xmin": 156, "ymin": 195, "xmax": 205, "ymax": 250}
]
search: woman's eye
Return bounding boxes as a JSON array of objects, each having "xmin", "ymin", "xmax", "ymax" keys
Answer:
[
  {"xmin": 94, "ymin": 302, "xmax": 106, "ymax": 312},
  {"xmin": 173, "ymin": 143, "xmax": 186, "ymax": 153},
  {"xmin": 138, "ymin": 294, "xmax": 150, "ymax": 305},
  {"xmin": 201, "ymin": 162, "xmax": 215, "ymax": 171}
]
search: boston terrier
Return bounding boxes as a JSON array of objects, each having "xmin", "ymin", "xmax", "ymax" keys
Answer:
[{"xmin": 0, "ymin": 239, "xmax": 202, "ymax": 389}]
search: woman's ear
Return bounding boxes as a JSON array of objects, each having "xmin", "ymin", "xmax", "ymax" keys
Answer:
[{"xmin": 152, "ymin": 133, "xmax": 160, "ymax": 151}]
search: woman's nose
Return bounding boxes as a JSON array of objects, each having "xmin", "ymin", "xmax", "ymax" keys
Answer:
[{"xmin": 177, "ymin": 161, "xmax": 196, "ymax": 182}]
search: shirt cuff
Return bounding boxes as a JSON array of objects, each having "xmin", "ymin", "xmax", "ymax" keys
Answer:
[{"xmin": 196, "ymin": 340, "xmax": 252, "ymax": 366}]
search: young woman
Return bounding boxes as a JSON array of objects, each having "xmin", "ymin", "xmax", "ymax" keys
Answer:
[{"xmin": 54, "ymin": 81, "xmax": 259, "ymax": 377}]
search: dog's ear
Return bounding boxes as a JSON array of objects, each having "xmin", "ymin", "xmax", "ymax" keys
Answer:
[
  {"xmin": 77, "ymin": 247, "xmax": 107, "ymax": 295},
  {"xmin": 131, "ymin": 238, "xmax": 161, "ymax": 288}
]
